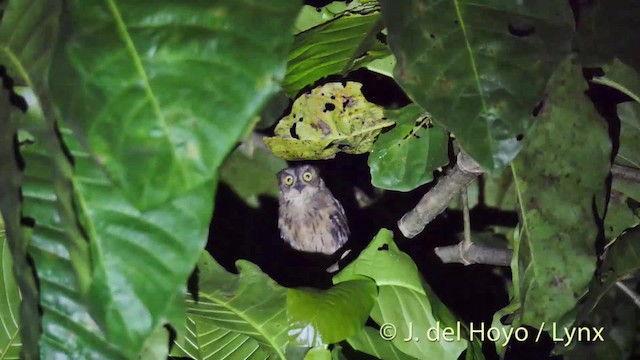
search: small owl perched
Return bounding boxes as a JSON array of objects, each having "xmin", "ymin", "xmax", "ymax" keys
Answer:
[{"xmin": 277, "ymin": 165, "xmax": 350, "ymax": 255}]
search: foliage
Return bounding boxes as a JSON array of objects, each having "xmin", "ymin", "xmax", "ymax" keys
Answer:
[
  {"xmin": 0, "ymin": 217, "xmax": 21, "ymax": 358},
  {"xmin": 368, "ymin": 104, "xmax": 449, "ymax": 191},
  {"xmin": 0, "ymin": 0, "xmax": 639, "ymax": 359},
  {"xmin": 335, "ymin": 229, "xmax": 469, "ymax": 359},
  {"xmin": 508, "ymin": 59, "xmax": 611, "ymax": 327},
  {"xmin": 378, "ymin": 0, "xmax": 575, "ymax": 173},
  {"xmin": 264, "ymin": 82, "xmax": 393, "ymax": 160}
]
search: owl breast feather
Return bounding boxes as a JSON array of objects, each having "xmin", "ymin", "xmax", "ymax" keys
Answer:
[{"xmin": 278, "ymin": 191, "xmax": 349, "ymax": 255}]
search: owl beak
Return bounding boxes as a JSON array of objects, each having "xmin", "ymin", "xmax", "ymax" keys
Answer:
[{"xmin": 293, "ymin": 183, "xmax": 305, "ymax": 192}]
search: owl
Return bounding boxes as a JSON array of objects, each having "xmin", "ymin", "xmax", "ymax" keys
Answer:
[{"xmin": 277, "ymin": 165, "xmax": 350, "ymax": 255}]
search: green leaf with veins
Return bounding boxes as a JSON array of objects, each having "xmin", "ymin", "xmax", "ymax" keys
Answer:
[
  {"xmin": 368, "ymin": 104, "xmax": 449, "ymax": 191},
  {"xmin": 49, "ymin": 0, "xmax": 301, "ymax": 210},
  {"xmin": 170, "ymin": 318, "xmax": 272, "ymax": 360},
  {"xmin": 334, "ymin": 229, "xmax": 468, "ymax": 360},
  {"xmin": 378, "ymin": 0, "xmax": 574, "ymax": 173},
  {"xmin": 0, "ymin": 217, "xmax": 21, "ymax": 359},
  {"xmin": 264, "ymin": 82, "xmax": 394, "ymax": 160},
  {"xmin": 287, "ymin": 279, "xmax": 376, "ymax": 347},
  {"xmin": 509, "ymin": 59, "xmax": 611, "ymax": 327},
  {"xmin": 183, "ymin": 253, "xmax": 289, "ymax": 359},
  {"xmin": 0, "ymin": 0, "xmax": 105, "ymax": 357},
  {"xmin": 284, "ymin": 3, "xmax": 387, "ymax": 97}
]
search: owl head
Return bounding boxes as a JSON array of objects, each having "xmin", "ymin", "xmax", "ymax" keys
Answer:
[{"xmin": 277, "ymin": 164, "xmax": 325, "ymax": 196}]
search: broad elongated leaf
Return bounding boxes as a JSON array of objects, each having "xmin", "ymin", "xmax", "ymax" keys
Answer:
[
  {"xmin": 58, "ymin": 123, "xmax": 215, "ymax": 354},
  {"xmin": 510, "ymin": 60, "xmax": 611, "ymax": 326},
  {"xmin": 264, "ymin": 82, "xmax": 394, "ymax": 160},
  {"xmin": 334, "ymin": 229, "xmax": 467, "ymax": 360},
  {"xmin": 287, "ymin": 279, "xmax": 376, "ymax": 347},
  {"xmin": 0, "ymin": 217, "xmax": 21, "ymax": 359},
  {"xmin": 15, "ymin": 91, "xmax": 129, "ymax": 358},
  {"xmin": 284, "ymin": 3, "xmax": 385, "ymax": 97},
  {"xmin": 184, "ymin": 253, "xmax": 288, "ymax": 359},
  {"xmin": 368, "ymin": 104, "xmax": 449, "ymax": 191},
  {"xmin": 347, "ymin": 327, "xmax": 417, "ymax": 360},
  {"xmin": 50, "ymin": 0, "xmax": 301, "ymax": 210},
  {"xmin": 379, "ymin": 0, "xmax": 574, "ymax": 172},
  {"xmin": 0, "ymin": 0, "xmax": 91, "ymax": 357}
]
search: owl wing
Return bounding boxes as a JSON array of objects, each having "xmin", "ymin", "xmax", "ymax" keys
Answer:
[{"xmin": 329, "ymin": 195, "xmax": 350, "ymax": 248}]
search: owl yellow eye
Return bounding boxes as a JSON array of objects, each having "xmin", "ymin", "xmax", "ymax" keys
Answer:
[
  {"xmin": 284, "ymin": 175, "xmax": 294, "ymax": 186},
  {"xmin": 303, "ymin": 172, "xmax": 313, "ymax": 182}
]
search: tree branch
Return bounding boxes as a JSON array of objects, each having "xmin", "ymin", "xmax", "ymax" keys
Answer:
[
  {"xmin": 434, "ymin": 242, "xmax": 513, "ymax": 266},
  {"xmin": 398, "ymin": 151, "xmax": 485, "ymax": 238},
  {"xmin": 616, "ymin": 281, "xmax": 640, "ymax": 310},
  {"xmin": 612, "ymin": 164, "xmax": 640, "ymax": 183}
]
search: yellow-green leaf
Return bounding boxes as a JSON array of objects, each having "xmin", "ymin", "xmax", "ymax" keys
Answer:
[{"xmin": 264, "ymin": 82, "xmax": 394, "ymax": 160}]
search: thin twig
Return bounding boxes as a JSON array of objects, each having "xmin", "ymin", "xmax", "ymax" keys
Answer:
[
  {"xmin": 612, "ymin": 164, "xmax": 640, "ymax": 183},
  {"xmin": 434, "ymin": 242, "xmax": 513, "ymax": 266},
  {"xmin": 616, "ymin": 281, "xmax": 640, "ymax": 310},
  {"xmin": 459, "ymin": 190, "xmax": 472, "ymax": 264},
  {"xmin": 398, "ymin": 151, "xmax": 485, "ymax": 238}
]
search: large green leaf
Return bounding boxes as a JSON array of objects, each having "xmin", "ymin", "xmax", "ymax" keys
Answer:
[
  {"xmin": 0, "ymin": 0, "xmax": 78, "ymax": 357},
  {"xmin": 334, "ymin": 229, "xmax": 467, "ymax": 360},
  {"xmin": 49, "ymin": 0, "xmax": 301, "ymax": 210},
  {"xmin": 0, "ymin": 217, "xmax": 21, "ymax": 359},
  {"xmin": 287, "ymin": 279, "xmax": 376, "ymax": 347},
  {"xmin": 50, "ymin": 121, "xmax": 214, "ymax": 356},
  {"xmin": 347, "ymin": 327, "xmax": 417, "ymax": 360},
  {"xmin": 509, "ymin": 59, "xmax": 611, "ymax": 326},
  {"xmin": 283, "ymin": 2, "xmax": 386, "ymax": 97},
  {"xmin": 378, "ymin": 0, "xmax": 574, "ymax": 172},
  {"xmin": 14, "ymin": 91, "xmax": 129, "ymax": 358},
  {"xmin": 368, "ymin": 104, "xmax": 449, "ymax": 191},
  {"xmin": 184, "ymin": 253, "xmax": 289, "ymax": 359}
]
